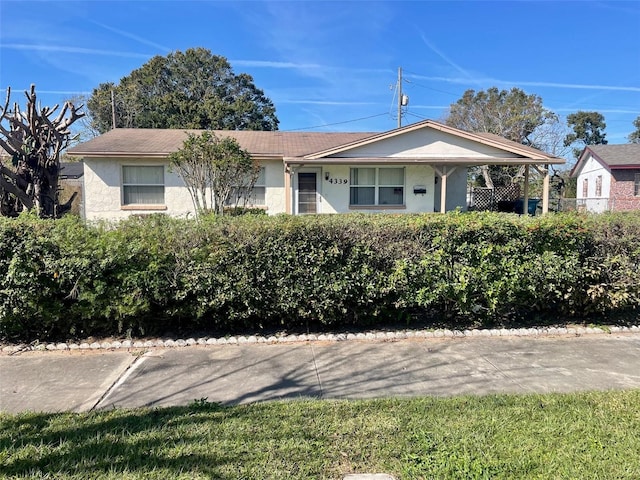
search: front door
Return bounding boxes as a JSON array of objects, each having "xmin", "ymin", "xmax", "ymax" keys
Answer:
[{"xmin": 297, "ymin": 172, "xmax": 319, "ymax": 214}]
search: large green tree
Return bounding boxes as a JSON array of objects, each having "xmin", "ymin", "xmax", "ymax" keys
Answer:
[
  {"xmin": 445, "ymin": 87, "xmax": 557, "ymax": 187},
  {"xmin": 87, "ymin": 48, "xmax": 279, "ymax": 133},
  {"xmin": 564, "ymin": 111, "xmax": 607, "ymax": 158},
  {"xmin": 628, "ymin": 115, "xmax": 640, "ymax": 144}
]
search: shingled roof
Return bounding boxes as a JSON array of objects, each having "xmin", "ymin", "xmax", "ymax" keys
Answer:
[
  {"xmin": 571, "ymin": 144, "xmax": 640, "ymax": 176},
  {"xmin": 67, "ymin": 128, "xmax": 374, "ymax": 159},
  {"xmin": 67, "ymin": 119, "xmax": 565, "ymax": 165},
  {"xmin": 583, "ymin": 144, "xmax": 640, "ymax": 167}
]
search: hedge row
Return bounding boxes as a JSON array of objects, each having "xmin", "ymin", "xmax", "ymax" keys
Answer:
[{"xmin": 1, "ymin": 211, "xmax": 639, "ymax": 341}]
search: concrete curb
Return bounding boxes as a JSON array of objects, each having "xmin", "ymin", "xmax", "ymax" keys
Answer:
[{"xmin": 2, "ymin": 325, "xmax": 639, "ymax": 354}]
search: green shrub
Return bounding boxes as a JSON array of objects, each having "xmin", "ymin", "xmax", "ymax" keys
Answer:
[{"xmin": 1, "ymin": 211, "xmax": 639, "ymax": 342}]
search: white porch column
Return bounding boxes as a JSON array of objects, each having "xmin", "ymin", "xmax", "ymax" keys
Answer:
[
  {"xmin": 284, "ymin": 164, "xmax": 292, "ymax": 214},
  {"xmin": 523, "ymin": 164, "xmax": 529, "ymax": 215},
  {"xmin": 532, "ymin": 164, "xmax": 550, "ymax": 214},
  {"xmin": 434, "ymin": 166, "xmax": 457, "ymax": 213},
  {"xmin": 542, "ymin": 164, "xmax": 550, "ymax": 214}
]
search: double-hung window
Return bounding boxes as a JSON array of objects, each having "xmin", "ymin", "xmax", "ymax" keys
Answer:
[
  {"xmin": 350, "ymin": 167, "xmax": 404, "ymax": 206},
  {"xmin": 595, "ymin": 175, "xmax": 602, "ymax": 197},
  {"xmin": 226, "ymin": 167, "xmax": 266, "ymax": 206},
  {"xmin": 122, "ymin": 166, "xmax": 165, "ymax": 205}
]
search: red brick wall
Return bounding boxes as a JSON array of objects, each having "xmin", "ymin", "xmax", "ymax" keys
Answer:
[{"xmin": 610, "ymin": 169, "xmax": 640, "ymax": 211}]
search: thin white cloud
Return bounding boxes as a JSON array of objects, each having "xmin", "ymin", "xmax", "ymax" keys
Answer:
[
  {"xmin": 90, "ymin": 20, "xmax": 172, "ymax": 53},
  {"xmin": 410, "ymin": 105, "xmax": 451, "ymax": 110},
  {"xmin": 1, "ymin": 43, "xmax": 153, "ymax": 59},
  {"xmin": 514, "ymin": 80, "xmax": 640, "ymax": 93},
  {"xmin": 278, "ymin": 100, "xmax": 376, "ymax": 106},
  {"xmin": 553, "ymin": 108, "xmax": 640, "ymax": 114},
  {"xmin": 409, "ymin": 74, "xmax": 640, "ymax": 93},
  {"xmin": 419, "ymin": 34, "xmax": 474, "ymax": 81},
  {"xmin": 232, "ymin": 60, "xmax": 324, "ymax": 69}
]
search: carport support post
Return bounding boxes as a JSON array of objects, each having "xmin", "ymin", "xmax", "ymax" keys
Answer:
[
  {"xmin": 434, "ymin": 166, "xmax": 449, "ymax": 213},
  {"xmin": 523, "ymin": 165, "xmax": 529, "ymax": 215},
  {"xmin": 542, "ymin": 164, "xmax": 550, "ymax": 214},
  {"xmin": 440, "ymin": 167, "xmax": 448, "ymax": 213},
  {"xmin": 533, "ymin": 164, "xmax": 550, "ymax": 214}
]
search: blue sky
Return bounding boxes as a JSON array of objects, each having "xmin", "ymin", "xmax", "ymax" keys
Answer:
[{"xmin": 1, "ymin": 0, "xmax": 639, "ymax": 148}]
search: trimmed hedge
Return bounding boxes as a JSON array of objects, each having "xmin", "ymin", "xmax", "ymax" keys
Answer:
[{"xmin": 1, "ymin": 211, "xmax": 639, "ymax": 341}]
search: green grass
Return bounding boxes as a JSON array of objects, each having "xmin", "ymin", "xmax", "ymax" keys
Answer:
[{"xmin": 2, "ymin": 390, "xmax": 640, "ymax": 479}]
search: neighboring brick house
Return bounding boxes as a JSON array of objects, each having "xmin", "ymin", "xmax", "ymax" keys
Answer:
[{"xmin": 571, "ymin": 144, "xmax": 640, "ymax": 212}]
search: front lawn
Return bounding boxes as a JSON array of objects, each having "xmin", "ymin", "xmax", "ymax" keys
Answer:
[{"xmin": 2, "ymin": 390, "xmax": 639, "ymax": 479}]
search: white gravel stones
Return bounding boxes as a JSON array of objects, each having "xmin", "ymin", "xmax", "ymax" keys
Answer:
[{"xmin": 5, "ymin": 321, "xmax": 640, "ymax": 354}]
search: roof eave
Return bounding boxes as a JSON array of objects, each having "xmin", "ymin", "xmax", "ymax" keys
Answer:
[{"xmin": 286, "ymin": 156, "xmax": 565, "ymax": 166}]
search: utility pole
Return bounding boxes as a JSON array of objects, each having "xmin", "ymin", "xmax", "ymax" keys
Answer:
[
  {"xmin": 397, "ymin": 66, "xmax": 408, "ymax": 128},
  {"xmin": 397, "ymin": 67, "xmax": 402, "ymax": 128}
]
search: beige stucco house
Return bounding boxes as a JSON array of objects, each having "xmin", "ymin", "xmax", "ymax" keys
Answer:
[{"xmin": 67, "ymin": 119, "xmax": 564, "ymax": 220}]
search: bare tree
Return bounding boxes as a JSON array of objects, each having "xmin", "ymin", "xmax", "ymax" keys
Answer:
[{"xmin": 0, "ymin": 85, "xmax": 84, "ymax": 217}]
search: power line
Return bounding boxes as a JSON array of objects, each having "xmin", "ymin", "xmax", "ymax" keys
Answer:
[
  {"xmin": 402, "ymin": 70, "xmax": 461, "ymax": 97},
  {"xmin": 283, "ymin": 112, "xmax": 390, "ymax": 131},
  {"xmin": 405, "ymin": 111, "xmax": 430, "ymax": 120}
]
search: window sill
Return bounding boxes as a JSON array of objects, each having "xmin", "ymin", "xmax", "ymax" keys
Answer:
[
  {"xmin": 121, "ymin": 205, "xmax": 168, "ymax": 211},
  {"xmin": 349, "ymin": 205, "xmax": 406, "ymax": 210}
]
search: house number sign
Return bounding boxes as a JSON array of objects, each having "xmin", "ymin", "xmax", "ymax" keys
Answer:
[{"xmin": 327, "ymin": 178, "xmax": 348, "ymax": 184}]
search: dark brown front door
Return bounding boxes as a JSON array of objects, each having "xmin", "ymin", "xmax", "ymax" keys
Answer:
[{"xmin": 297, "ymin": 172, "xmax": 317, "ymax": 214}]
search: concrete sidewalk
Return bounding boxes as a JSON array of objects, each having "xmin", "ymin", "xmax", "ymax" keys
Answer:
[{"xmin": 2, "ymin": 333, "xmax": 640, "ymax": 414}]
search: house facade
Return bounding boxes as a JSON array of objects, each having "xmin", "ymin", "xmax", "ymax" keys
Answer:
[
  {"xmin": 571, "ymin": 144, "xmax": 640, "ymax": 212},
  {"xmin": 67, "ymin": 120, "xmax": 563, "ymax": 220}
]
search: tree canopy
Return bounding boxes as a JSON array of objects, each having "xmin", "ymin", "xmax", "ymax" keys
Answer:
[
  {"xmin": 628, "ymin": 115, "xmax": 640, "ymax": 144},
  {"xmin": 445, "ymin": 87, "xmax": 554, "ymax": 146},
  {"xmin": 445, "ymin": 87, "xmax": 559, "ymax": 187},
  {"xmin": 87, "ymin": 48, "xmax": 279, "ymax": 133},
  {"xmin": 564, "ymin": 111, "xmax": 607, "ymax": 158}
]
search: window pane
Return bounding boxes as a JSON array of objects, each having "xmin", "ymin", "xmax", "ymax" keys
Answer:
[
  {"xmin": 123, "ymin": 186, "xmax": 164, "ymax": 204},
  {"xmin": 256, "ymin": 167, "xmax": 266, "ymax": 186},
  {"xmin": 252, "ymin": 187, "xmax": 265, "ymax": 205},
  {"xmin": 350, "ymin": 186, "xmax": 375, "ymax": 205},
  {"xmin": 350, "ymin": 168, "xmax": 375, "ymax": 186},
  {"xmin": 378, "ymin": 168, "xmax": 404, "ymax": 185},
  {"xmin": 123, "ymin": 166, "xmax": 163, "ymax": 185},
  {"xmin": 379, "ymin": 187, "xmax": 404, "ymax": 205}
]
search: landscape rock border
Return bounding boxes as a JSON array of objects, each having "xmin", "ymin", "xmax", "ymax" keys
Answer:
[{"xmin": 2, "ymin": 325, "xmax": 640, "ymax": 354}]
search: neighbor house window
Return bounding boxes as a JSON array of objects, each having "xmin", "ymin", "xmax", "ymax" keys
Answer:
[
  {"xmin": 227, "ymin": 167, "xmax": 266, "ymax": 206},
  {"xmin": 582, "ymin": 178, "xmax": 588, "ymax": 198},
  {"xmin": 350, "ymin": 167, "xmax": 404, "ymax": 206},
  {"xmin": 122, "ymin": 166, "xmax": 165, "ymax": 205},
  {"xmin": 635, "ymin": 173, "xmax": 640, "ymax": 196},
  {"xmin": 595, "ymin": 175, "xmax": 602, "ymax": 197}
]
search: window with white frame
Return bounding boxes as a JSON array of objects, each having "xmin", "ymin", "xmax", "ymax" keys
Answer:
[
  {"xmin": 635, "ymin": 173, "xmax": 640, "ymax": 196},
  {"xmin": 350, "ymin": 167, "xmax": 404, "ymax": 206},
  {"xmin": 226, "ymin": 167, "xmax": 266, "ymax": 206},
  {"xmin": 122, "ymin": 166, "xmax": 165, "ymax": 205},
  {"xmin": 582, "ymin": 178, "xmax": 588, "ymax": 198},
  {"xmin": 595, "ymin": 175, "xmax": 602, "ymax": 197}
]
